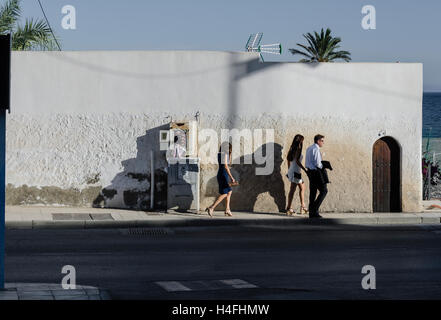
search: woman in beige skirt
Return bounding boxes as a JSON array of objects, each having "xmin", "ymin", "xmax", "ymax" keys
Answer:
[{"xmin": 286, "ymin": 134, "xmax": 309, "ymax": 215}]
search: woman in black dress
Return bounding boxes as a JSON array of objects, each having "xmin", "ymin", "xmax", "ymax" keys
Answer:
[{"xmin": 205, "ymin": 142, "xmax": 236, "ymax": 217}]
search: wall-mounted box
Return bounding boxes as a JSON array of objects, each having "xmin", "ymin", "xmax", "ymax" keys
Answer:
[{"xmin": 167, "ymin": 157, "xmax": 200, "ymax": 212}]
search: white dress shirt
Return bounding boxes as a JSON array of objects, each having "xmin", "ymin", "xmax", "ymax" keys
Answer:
[
  {"xmin": 305, "ymin": 143, "xmax": 323, "ymax": 170},
  {"xmin": 166, "ymin": 144, "xmax": 186, "ymax": 162}
]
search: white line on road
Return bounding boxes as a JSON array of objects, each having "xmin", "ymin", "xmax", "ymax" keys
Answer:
[
  {"xmin": 155, "ymin": 279, "xmax": 258, "ymax": 292},
  {"xmin": 155, "ymin": 281, "xmax": 192, "ymax": 292},
  {"xmin": 220, "ymin": 279, "xmax": 258, "ymax": 289}
]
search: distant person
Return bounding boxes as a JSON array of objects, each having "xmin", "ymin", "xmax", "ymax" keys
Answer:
[
  {"xmin": 305, "ymin": 134, "xmax": 328, "ymax": 218},
  {"xmin": 166, "ymin": 136, "xmax": 186, "ymax": 162},
  {"xmin": 205, "ymin": 142, "xmax": 236, "ymax": 217},
  {"xmin": 285, "ymin": 134, "xmax": 309, "ymax": 215}
]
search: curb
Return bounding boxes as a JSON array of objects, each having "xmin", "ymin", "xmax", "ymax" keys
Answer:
[{"xmin": 5, "ymin": 216, "xmax": 441, "ymax": 230}]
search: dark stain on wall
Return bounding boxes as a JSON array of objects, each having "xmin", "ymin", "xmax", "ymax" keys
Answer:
[
  {"xmin": 6, "ymin": 184, "xmax": 102, "ymax": 206},
  {"xmin": 127, "ymin": 173, "xmax": 149, "ymax": 182}
]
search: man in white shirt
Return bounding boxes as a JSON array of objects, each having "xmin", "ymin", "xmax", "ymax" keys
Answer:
[
  {"xmin": 166, "ymin": 136, "xmax": 186, "ymax": 163},
  {"xmin": 305, "ymin": 134, "xmax": 327, "ymax": 218}
]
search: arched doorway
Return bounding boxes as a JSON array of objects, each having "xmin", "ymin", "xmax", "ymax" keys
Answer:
[{"xmin": 372, "ymin": 137, "xmax": 401, "ymax": 212}]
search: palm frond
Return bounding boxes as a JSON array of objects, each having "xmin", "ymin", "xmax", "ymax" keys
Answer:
[
  {"xmin": 0, "ymin": 0, "xmax": 60, "ymax": 50},
  {"xmin": 290, "ymin": 27, "xmax": 351, "ymax": 62},
  {"xmin": 12, "ymin": 18, "xmax": 57, "ymax": 51},
  {"xmin": 0, "ymin": 0, "xmax": 21, "ymax": 34}
]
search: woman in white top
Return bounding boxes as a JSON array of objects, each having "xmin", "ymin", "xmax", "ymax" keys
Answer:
[{"xmin": 286, "ymin": 134, "xmax": 308, "ymax": 215}]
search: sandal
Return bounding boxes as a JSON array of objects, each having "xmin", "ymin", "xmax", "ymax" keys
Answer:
[
  {"xmin": 225, "ymin": 210, "xmax": 233, "ymax": 217},
  {"xmin": 300, "ymin": 206, "xmax": 309, "ymax": 215},
  {"xmin": 286, "ymin": 208, "xmax": 295, "ymax": 216},
  {"xmin": 205, "ymin": 207, "xmax": 213, "ymax": 218}
]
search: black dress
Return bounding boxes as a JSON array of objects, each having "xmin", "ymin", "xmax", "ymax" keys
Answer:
[{"xmin": 217, "ymin": 152, "xmax": 232, "ymax": 195}]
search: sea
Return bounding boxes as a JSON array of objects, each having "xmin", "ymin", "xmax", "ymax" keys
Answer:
[
  {"xmin": 423, "ymin": 92, "xmax": 441, "ymax": 156},
  {"xmin": 423, "ymin": 92, "xmax": 441, "ymax": 139}
]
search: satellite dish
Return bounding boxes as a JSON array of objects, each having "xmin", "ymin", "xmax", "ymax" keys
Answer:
[{"xmin": 245, "ymin": 33, "xmax": 282, "ymax": 61}]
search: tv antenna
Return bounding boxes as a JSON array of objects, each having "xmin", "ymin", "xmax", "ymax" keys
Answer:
[{"xmin": 245, "ymin": 33, "xmax": 282, "ymax": 61}]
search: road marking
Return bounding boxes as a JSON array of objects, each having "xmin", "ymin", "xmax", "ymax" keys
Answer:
[
  {"xmin": 155, "ymin": 281, "xmax": 192, "ymax": 292},
  {"xmin": 220, "ymin": 279, "xmax": 258, "ymax": 289},
  {"xmin": 155, "ymin": 279, "xmax": 258, "ymax": 292}
]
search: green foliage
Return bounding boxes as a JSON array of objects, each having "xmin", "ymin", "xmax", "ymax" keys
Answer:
[
  {"xmin": 289, "ymin": 28, "xmax": 351, "ymax": 62},
  {"xmin": 0, "ymin": 0, "xmax": 60, "ymax": 50}
]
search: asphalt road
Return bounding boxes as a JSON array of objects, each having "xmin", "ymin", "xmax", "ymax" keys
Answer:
[{"xmin": 4, "ymin": 224, "xmax": 441, "ymax": 300}]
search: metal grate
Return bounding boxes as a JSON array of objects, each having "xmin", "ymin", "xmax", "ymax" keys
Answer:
[
  {"xmin": 52, "ymin": 213, "xmax": 114, "ymax": 221},
  {"xmin": 121, "ymin": 228, "xmax": 175, "ymax": 236}
]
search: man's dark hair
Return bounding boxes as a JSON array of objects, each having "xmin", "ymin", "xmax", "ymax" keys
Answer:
[{"xmin": 314, "ymin": 134, "xmax": 325, "ymax": 143}]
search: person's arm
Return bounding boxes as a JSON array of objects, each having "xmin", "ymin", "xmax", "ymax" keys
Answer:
[
  {"xmin": 295, "ymin": 150, "xmax": 307, "ymax": 172},
  {"xmin": 224, "ymin": 153, "xmax": 235, "ymax": 182},
  {"xmin": 312, "ymin": 147, "xmax": 323, "ymax": 169}
]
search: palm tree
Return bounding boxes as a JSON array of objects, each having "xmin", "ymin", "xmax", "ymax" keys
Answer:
[
  {"xmin": 289, "ymin": 28, "xmax": 350, "ymax": 62},
  {"xmin": 0, "ymin": 0, "xmax": 60, "ymax": 50}
]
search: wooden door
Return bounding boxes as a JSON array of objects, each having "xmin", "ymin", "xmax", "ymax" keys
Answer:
[
  {"xmin": 373, "ymin": 139, "xmax": 391, "ymax": 212},
  {"xmin": 373, "ymin": 137, "xmax": 401, "ymax": 212}
]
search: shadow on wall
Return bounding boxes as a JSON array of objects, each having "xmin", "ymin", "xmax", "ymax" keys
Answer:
[
  {"xmin": 92, "ymin": 124, "xmax": 169, "ymax": 210},
  {"xmin": 167, "ymin": 160, "xmax": 196, "ymax": 213},
  {"xmin": 228, "ymin": 56, "xmax": 279, "ymax": 128},
  {"xmin": 205, "ymin": 143, "xmax": 286, "ymax": 213}
]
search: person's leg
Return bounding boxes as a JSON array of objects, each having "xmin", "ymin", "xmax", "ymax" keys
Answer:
[
  {"xmin": 314, "ymin": 183, "xmax": 328, "ymax": 214},
  {"xmin": 308, "ymin": 181, "xmax": 318, "ymax": 216},
  {"xmin": 298, "ymin": 182, "xmax": 307, "ymax": 212},
  {"xmin": 210, "ymin": 194, "xmax": 227, "ymax": 210},
  {"xmin": 225, "ymin": 191, "xmax": 233, "ymax": 216},
  {"xmin": 286, "ymin": 183, "xmax": 297, "ymax": 211}
]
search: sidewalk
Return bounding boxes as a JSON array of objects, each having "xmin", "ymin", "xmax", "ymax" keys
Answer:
[
  {"xmin": 0, "ymin": 283, "xmax": 111, "ymax": 300},
  {"xmin": 4, "ymin": 200, "xmax": 441, "ymax": 229}
]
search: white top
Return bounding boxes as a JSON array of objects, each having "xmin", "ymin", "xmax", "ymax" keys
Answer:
[
  {"xmin": 289, "ymin": 154, "xmax": 303, "ymax": 174},
  {"xmin": 166, "ymin": 144, "xmax": 186, "ymax": 162},
  {"xmin": 287, "ymin": 154, "xmax": 303, "ymax": 182},
  {"xmin": 305, "ymin": 143, "xmax": 323, "ymax": 170},
  {"xmin": 173, "ymin": 144, "xmax": 186, "ymax": 158}
]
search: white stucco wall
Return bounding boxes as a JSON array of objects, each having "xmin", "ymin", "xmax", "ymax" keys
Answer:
[{"xmin": 6, "ymin": 51, "xmax": 423, "ymax": 212}]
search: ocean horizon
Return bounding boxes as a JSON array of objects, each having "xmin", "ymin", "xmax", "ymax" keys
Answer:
[{"xmin": 423, "ymin": 92, "xmax": 441, "ymax": 138}]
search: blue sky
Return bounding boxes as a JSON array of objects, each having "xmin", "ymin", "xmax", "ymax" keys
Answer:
[{"xmin": 14, "ymin": 0, "xmax": 441, "ymax": 91}]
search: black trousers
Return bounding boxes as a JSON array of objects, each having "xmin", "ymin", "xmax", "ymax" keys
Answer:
[{"xmin": 308, "ymin": 172, "xmax": 328, "ymax": 217}]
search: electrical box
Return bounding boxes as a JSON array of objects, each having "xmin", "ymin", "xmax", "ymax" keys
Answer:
[
  {"xmin": 167, "ymin": 158, "xmax": 200, "ymax": 212},
  {"xmin": 164, "ymin": 120, "xmax": 200, "ymax": 212}
]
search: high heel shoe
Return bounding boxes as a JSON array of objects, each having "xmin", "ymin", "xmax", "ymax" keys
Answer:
[
  {"xmin": 300, "ymin": 206, "xmax": 309, "ymax": 215},
  {"xmin": 205, "ymin": 207, "xmax": 213, "ymax": 218},
  {"xmin": 225, "ymin": 210, "xmax": 233, "ymax": 217},
  {"xmin": 286, "ymin": 208, "xmax": 295, "ymax": 216}
]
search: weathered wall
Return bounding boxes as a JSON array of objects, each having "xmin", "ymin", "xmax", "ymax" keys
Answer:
[{"xmin": 7, "ymin": 51, "xmax": 423, "ymax": 212}]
